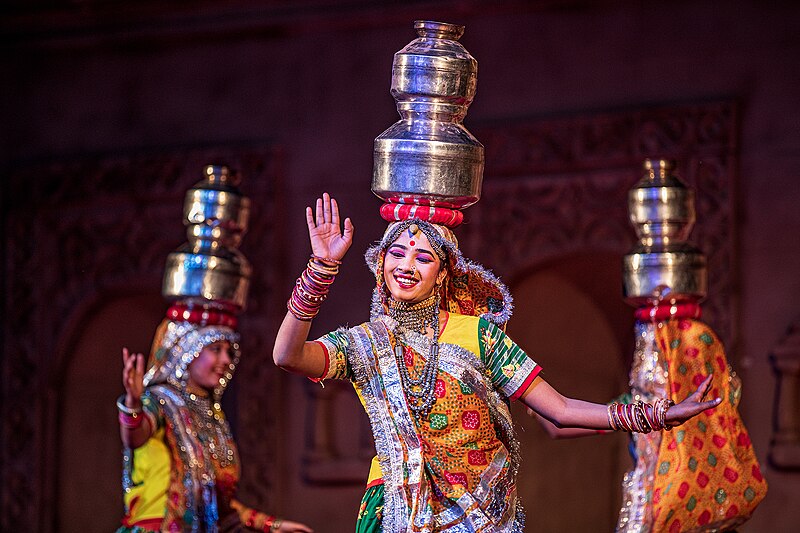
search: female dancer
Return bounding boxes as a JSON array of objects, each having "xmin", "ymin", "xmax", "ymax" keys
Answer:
[
  {"xmin": 118, "ymin": 312, "xmax": 313, "ymax": 533},
  {"xmin": 274, "ymin": 193, "xmax": 720, "ymax": 532}
]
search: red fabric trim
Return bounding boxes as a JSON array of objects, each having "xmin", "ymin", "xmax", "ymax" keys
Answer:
[
  {"xmin": 510, "ymin": 365, "xmax": 543, "ymax": 401},
  {"xmin": 365, "ymin": 477, "xmax": 385, "ymax": 489},
  {"xmin": 308, "ymin": 340, "xmax": 330, "ymax": 383},
  {"xmin": 440, "ymin": 311, "xmax": 450, "ymax": 336}
]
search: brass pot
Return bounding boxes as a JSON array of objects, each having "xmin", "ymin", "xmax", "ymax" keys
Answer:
[
  {"xmin": 162, "ymin": 165, "xmax": 252, "ymax": 310},
  {"xmin": 623, "ymin": 159, "xmax": 707, "ymax": 305},
  {"xmin": 372, "ymin": 21, "xmax": 484, "ymax": 208}
]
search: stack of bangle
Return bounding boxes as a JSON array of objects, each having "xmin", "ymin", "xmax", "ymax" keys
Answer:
[
  {"xmin": 607, "ymin": 398, "xmax": 675, "ymax": 433},
  {"xmin": 287, "ymin": 255, "xmax": 340, "ymax": 321},
  {"xmin": 117, "ymin": 395, "xmax": 144, "ymax": 429}
]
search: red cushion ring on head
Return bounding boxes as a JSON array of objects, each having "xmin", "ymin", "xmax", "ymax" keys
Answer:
[
  {"xmin": 166, "ymin": 304, "xmax": 238, "ymax": 328},
  {"xmin": 380, "ymin": 202, "xmax": 464, "ymax": 228}
]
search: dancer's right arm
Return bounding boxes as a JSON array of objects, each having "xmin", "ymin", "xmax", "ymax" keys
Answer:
[
  {"xmin": 273, "ymin": 193, "xmax": 354, "ymax": 378},
  {"xmin": 120, "ymin": 348, "xmax": 154, "ymax": 448}
]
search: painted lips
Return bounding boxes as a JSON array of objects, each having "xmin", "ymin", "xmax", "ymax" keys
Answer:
[{"xmin": 393, "ymin": 271, "xmax": 418, "ymax": 289}]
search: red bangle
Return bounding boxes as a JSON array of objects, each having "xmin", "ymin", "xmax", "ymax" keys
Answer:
[{"xmin": 119, "ymin": 411, "xmax": 144, "ymax": 429}]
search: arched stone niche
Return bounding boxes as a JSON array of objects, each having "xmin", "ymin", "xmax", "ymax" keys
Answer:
[
  {"xmin": 507, "ymin": 254, "xmax": 631, "ymax": 531},
  {"xmin": 56, "ymin": 292, "xmax": 164, "ymax": 530}
]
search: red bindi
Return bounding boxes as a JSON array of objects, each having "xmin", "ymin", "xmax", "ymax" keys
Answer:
[{"xmin": 409, "ymin": 240, "xmax": 416, "ymax": 246}]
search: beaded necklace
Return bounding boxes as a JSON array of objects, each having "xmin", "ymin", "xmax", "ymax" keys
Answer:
[
  {"xmin": 388, "ymin": 292, "xmax": 441, "ymax": 420},
  {"xmin": 182, "ymin": 389, "xmax": 236, "ymax": 468}
]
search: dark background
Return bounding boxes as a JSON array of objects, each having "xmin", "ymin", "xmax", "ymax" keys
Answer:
[{"xmin": 2, "ymin": 1, "xmax": 799, "ymax": 531}]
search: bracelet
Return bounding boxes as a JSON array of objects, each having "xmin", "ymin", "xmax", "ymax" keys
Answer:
[
  {"xmin": 607, "ymin": 398, "xmax": 674, "ymax": 433},
  {"xmin": 607, "ymin": 403, "xmax": 617, "ymax": 431},
  {"xmin": 116, "ymin": 394, "xmax": 143, "ymax": 416},
  {"xmin": 270, "ymin": 518, "xmax": 283, "ymax": 532},
  {"xmin": 287, "ymin": 258, "xmax": 339, "ymax": 321},
  {"xmin": 118, "ymin": 411, "xmax": 144, "ymax": 429},
  {"xmin": 311, "ymin": 253, "xmax": 342, "ymax": 266}
]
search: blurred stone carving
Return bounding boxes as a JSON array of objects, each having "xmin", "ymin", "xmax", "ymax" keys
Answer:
[{"xmin": 770, "ymin": 319, "xmax": 800, "ymax": 469}]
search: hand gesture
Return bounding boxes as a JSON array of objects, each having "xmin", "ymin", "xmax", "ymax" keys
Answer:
[
  {"xmin": 666, "ymin": 374, "xmax": 721, "ymax": 427},
  {"xmin": 122, "ymin": 347, "xmax": 145, "ymax": 410},
  {"xmin": 306, "ymin": 192, "xmax": 353, "ymax": 262}
]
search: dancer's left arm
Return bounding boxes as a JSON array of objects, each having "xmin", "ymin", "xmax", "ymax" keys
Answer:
[{"xmin": 519, "ymin": 373, "xmax": 721, "ymax": 431}]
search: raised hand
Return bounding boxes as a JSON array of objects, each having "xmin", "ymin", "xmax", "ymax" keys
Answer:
[
  {"xmin": 122, "ymin": 347, "xmax": 145, "ymax": 409},
  {"xmin": 666, "ymin": 374, "xmax": 722, "ymax": 426},
  {"xmin": 306, "ymin": 192, "xmax": 354, "ymax": 262}
]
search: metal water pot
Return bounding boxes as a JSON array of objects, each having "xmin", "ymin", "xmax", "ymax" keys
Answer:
[
  {"xmin": 372, "ymin": 20, "xmax": 484, "ymax": 208},
  {"xmin": 623, "ymin": 159, "xmax": 707, "ymax": 305},
  {"xmin": 162, "ymin": 165, "xmax": 252, "ymax": 309}
]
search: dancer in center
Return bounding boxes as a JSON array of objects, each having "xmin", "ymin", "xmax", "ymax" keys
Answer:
[{"xmin": 273, "ymin": 193, "xmax": 721, "ymax": 532}]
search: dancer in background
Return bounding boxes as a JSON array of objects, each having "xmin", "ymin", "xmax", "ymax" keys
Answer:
[
  {"xmin": 614, "ymin": 160, "xmax": 767, "ymax": 532},
  {"xmin": 116, "ymin": 165, "xmax": 313, "ymax": 533}
]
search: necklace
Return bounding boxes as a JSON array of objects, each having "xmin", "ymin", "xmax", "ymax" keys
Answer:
[
  {"xmin": 182, "ymin": 390, "xmax": 236, "ymax": 468},
  {"xmin": 388, "ymin": 293, "xmax": 441, "ymax": 420}
]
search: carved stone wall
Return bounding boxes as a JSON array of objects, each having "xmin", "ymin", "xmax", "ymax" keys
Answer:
[
  {"xmin": 464, "ymin": 101, "xmax": 739, "ymax": 350},
  {"xmin": 769, "ymin": 318, "xmax": 800, "ymax": 470},
  {"xmin": 0, "ymin": 145, "xmax": 284, "ymax": 531}
]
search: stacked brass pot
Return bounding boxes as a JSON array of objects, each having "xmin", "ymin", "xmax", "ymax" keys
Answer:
[
  {"xmin": 162, "ymin": 165, "xmax": 252, "ymax": 310},
  {"xmin": 372, "ymin": 20, "xmax": 484, "ymax": 211},
  {"xmin": 623, "ymin": 159, "xmax": 707, "ymax": 306}
]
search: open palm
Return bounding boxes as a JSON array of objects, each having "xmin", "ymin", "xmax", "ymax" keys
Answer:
[
  {"xmin": 306, "ymin": 192, "xmax": 354, "ymax": 261},
  {"xmin": 122, "ymin": 347, "xmax": 145, "ymax": 408}
]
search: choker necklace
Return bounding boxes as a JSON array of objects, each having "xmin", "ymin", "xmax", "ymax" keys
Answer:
[{"xmin": 388, "ymin": 292, "xmax": 441, "ymax": 420}]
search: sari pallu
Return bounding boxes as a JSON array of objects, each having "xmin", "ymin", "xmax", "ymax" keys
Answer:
[{"xmin": 347, "ymin": 315, "xmax": 525, "ymax": 533}]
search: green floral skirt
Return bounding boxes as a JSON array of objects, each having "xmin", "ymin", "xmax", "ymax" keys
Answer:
[{"xmin": 355, "ymin": 483, "xmax": 384, "ymax": 533}]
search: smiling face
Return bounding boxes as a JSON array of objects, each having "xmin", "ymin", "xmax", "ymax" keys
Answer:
[
  {"xmin": 382, "ymin": 229, "xmax": 447, "ymax": 304},
  {"xmin": 187, "ymin": 340, "xmax": 232, "ymax": 393}
]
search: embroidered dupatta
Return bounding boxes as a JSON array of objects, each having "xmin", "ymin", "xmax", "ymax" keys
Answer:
[{"xmin": 347, "ymin": 316, "xmax": 524, "ymax": 533}]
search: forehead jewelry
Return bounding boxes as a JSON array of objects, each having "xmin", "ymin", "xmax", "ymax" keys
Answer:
[{"xmin": 408, "ymin": 223, "xmax": 421, "ymax": 246}]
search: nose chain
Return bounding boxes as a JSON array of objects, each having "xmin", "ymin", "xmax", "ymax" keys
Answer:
[{"xmin": 388, "ymin": 292, "xmax": 441, "ymax": 420}]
